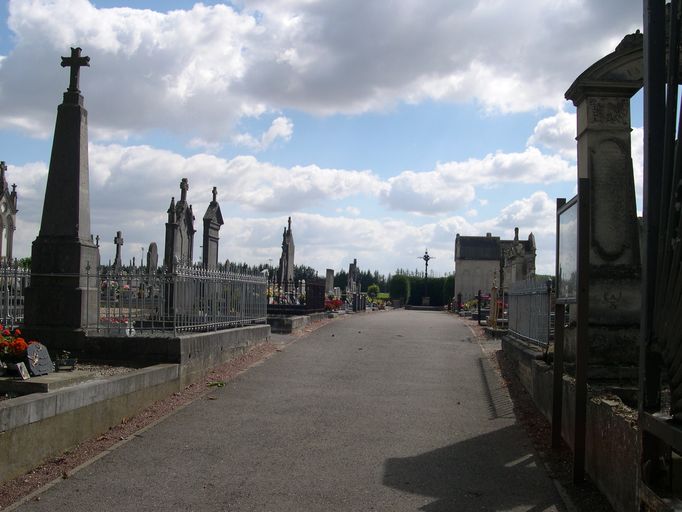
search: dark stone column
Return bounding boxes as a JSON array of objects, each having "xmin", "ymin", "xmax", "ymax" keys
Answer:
[{"xmin": 25, "ymin": 49, "xmax": 100, "ymax": 336}]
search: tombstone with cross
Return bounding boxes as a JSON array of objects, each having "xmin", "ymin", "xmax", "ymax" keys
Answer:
[
  {"xmin": 24, "ymin": 47, "xmax": 101, "ymax": 338},
  {"xmin": 113, "ymin": 231, "xmax": 124, "ymax": 270}
]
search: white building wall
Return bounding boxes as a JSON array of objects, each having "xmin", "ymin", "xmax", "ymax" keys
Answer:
[{"xmin": 455, "ymin": 259, "xmax": 499, "ymax": 301}]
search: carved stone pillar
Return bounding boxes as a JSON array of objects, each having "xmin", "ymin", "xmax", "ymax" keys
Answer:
[{"xmin": 564, "ymin": 34, "xmax": 644, "ymax": 375}]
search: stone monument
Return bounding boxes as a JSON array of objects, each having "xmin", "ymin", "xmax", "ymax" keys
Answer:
[
  {"xmin": 25, "ymin": 47, "xmax": 100, "ymax": 334},
  {"xmin": 347, "ymin": 259, "xmax": 359, "ymax": 294},
  {"xmin": 564, "ymin": 31, "xmax": 643, "ymax": 372},
  {"xmin": 163, "ymin": 178, "xmax": 196, "ymax": 269},
  {"xmin": 325, "ymin": 268, "xmax": 334, "ymax": 296},
  {"xmin": 146, "ymin": 242, "xmax": 158, "ymax": 274},
  {"xmin": 0, "ymin": 162, "xmax": 18, "ymax": 263},
  {"xmin": 202, "ymin": 187, "xmax": 223, "ymax": 269},
  {"xmin": 113, "ymin": 230, "xmax": 124, "ymax": 270},
  {"xmin": 276, "ymin": 217, "xmax": 295, "ymax": 288}
]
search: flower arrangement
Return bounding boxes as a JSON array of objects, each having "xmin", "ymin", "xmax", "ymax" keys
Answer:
[
  {"xmin": 99, "ymin": 316, "xmax": 129, "ymax": 324},
  {"xmin": 0, "ymin": 327, "xmax": 37, "ymax": 364},
  {"xmin": 324, "ymin": 299, "xmax": 343, "ymax": 311}
]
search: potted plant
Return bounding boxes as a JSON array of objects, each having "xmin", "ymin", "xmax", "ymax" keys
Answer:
[{"xmin": 54, "ymin": 350, "xmax": 77, "ymax": 371}]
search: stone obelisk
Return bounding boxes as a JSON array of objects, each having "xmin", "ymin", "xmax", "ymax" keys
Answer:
[{"xmin": 25, "ymin": 47, "xmax": 100, "ymax": 337}]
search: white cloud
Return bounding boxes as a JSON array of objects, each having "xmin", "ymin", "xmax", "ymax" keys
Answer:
[
  {"xmin": 8, "ymin": 147, "xmax": 563, "ymax": 275},
  {"xmin": 435, "ymin": 147, "xmax": 575, "ymax": 186},
  {"xmin": 527, "ymin": 108, "xmax": 576, "ymax": 159},
  {"xmin": 382, "ymin": 170, "xmax": 476, "ymax": 214},
  {"xmin": 476, "ymin": 191, "xmax": 556, "ymax": 237},
  {"xmin": 233, "ymin": 116, "xmax": 294, "ymax": 151},
  {"xmin": 0, "ymin": 0, "xmax": 641, "ymax": 142}
]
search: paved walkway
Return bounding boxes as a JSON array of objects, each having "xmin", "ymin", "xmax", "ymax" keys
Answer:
[{"xmin": 16, "ymin": 310, "xmax": 564, "ymax": 512}]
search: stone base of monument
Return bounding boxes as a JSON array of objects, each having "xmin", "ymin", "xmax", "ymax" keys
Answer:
[{"xmin": 268, "ymin": 312, "xmax": 327, "ymax": 334}]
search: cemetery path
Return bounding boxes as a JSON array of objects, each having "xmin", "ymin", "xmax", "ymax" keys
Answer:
[{"xmin": 14, "ymin": 310, "xmax": 565, "ymax": 512}]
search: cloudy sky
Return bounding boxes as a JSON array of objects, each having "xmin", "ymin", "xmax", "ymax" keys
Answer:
[{"xmin": 0, "ymin": 0, "xmax": 642, "ymax": 277}]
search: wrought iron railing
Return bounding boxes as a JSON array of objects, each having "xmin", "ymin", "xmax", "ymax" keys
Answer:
[
  {"xmin": 507, "ymin": 279, "xmax": 553, "ymax": 347},
  {"xmin": 0, "ymin": 263, "xmax": 30, "ymax": 329},
  {"xmin": 267, "ymin": 278, "xmax": 326, "ymax": 315},
  {"xmin": 3, "ymin": 262, "xmax": 267, "ymax": 335}
]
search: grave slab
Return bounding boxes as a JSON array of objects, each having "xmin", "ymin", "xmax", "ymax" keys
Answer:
[{"xmin": 0, "ymin": 370, "xmax": 96, "ymax": 396}]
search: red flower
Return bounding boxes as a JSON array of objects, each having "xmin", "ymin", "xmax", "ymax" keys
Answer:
[
  {"xmin": 2, "ymin": 329, "xmax": 10, "ymax": 336},
  {"xmin": 14, "ymin": 328, "xmax": 21, "ymax": 335},
  {"xmin": 11, "ymin": 339, "xmax": 27, "ymax": 355}
]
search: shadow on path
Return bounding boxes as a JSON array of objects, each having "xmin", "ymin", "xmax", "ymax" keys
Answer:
[{"xmin": 383, "ymin": 425, "xmax": 562, "ymax": 512}]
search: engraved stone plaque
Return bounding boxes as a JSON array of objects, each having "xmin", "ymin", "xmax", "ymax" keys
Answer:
[{"xmin": 26, "ymin": 343, "xmax": 54, "ymax": 376}]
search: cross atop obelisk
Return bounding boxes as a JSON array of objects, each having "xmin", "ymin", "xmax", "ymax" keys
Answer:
[
  {"xmin": 61, "ymin": 47, "xmax": 90, "ymax": 93},
  {"xmin": 62, "ymin": 48, "xmax": 90, "ymax": 92}
]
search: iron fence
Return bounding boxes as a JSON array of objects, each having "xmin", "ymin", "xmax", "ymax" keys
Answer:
[
  {"xmin": 507, "ymin": 279, "xmax": 553, "ymax": 347},
  {"xmin": 0, "ymin": 263, "xmax": 30, "ymax": 329},
  {"xmin": 5, "ymin": 262, "xmax": 267, "ymax": 335},
  {"xmin": 97, "ymin": 263, "xmax": 268, "ymax": 335},
  {"xmin": 267, "ymin": 278, "xmax": 326, "ymax": 315}
]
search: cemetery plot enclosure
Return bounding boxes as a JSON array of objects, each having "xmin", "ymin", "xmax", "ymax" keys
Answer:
[
  {"xmin": 506, "ymin": 279, "xmax": 554, "ymax": 348},
  {"xmin": 8, "ymin": 262, "xmax": 267, "ymax": 335}
]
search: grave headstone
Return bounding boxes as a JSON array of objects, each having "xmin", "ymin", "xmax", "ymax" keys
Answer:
[
  {"xmin": 202, "ymin": 186, "xmax": 223, "ymax": 269},
  {"xmin": 113, "ymin": 230, "xmax": 123, "ymax": 270},
  {"xmin": 347, "ymin": 259, "xmax": 359, "ymax": 294},
  {"xmin": 163, "ymin": 178, "xmax": 196, "ymax": 270},
  {"xmin": 26, "ymin": 343, "xmax": 54, "ymax": 376},
  {"xmin": 147, "ymin": 242, "xmax": 158, "ymax": 273},
  {"xmin": 325, "ymin": 269, "xmax": 334, "ymax": 295}
]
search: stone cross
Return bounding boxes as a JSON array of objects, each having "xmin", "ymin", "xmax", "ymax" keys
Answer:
[
  {"xmin": 60, "ymin": 47, "xmax": 90, "ymax": 93},
  {"xmin": 212, "ymin": 186, "xmax": 217, "ymax": 203},
  {"xmin": 114, "ymin": 231, "xmax": 124, "ymax": 268},
  {"xmin": 95, "ymin": 235, "xmax": 100, "ymax": 247}
]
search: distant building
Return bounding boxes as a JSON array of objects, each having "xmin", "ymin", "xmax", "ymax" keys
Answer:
[{"xmin": 454, "ymin": 228, "xmax": 536, "ymax": 301}]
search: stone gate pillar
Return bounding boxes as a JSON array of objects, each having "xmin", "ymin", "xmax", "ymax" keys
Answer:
[{"xmin": 564, "ymin": 33, "xmax": 643, "ymax": 373}]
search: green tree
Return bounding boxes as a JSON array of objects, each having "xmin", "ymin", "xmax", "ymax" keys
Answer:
[
  {"xmin": 294, "ymin": 265, "xmax": 319, "ymax": 281},
  {"xmin": 367, "ymin": 283, "xmax": 380, "ymax": 299},
  {"xmin": 389, "ymin": 274, "xmax": 411, "ymax": 303},
  {"xmin": 334, "ymin": 269, "xmax": 348, "ymax": 289}
]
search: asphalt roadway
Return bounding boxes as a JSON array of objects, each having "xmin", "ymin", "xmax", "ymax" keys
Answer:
[{"xmin": 14, "ymin": 310, "xmax": 565, "ymax": 512}]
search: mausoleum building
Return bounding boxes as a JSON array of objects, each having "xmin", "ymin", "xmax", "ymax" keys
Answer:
[{"xmin": 454, "ymin": 228, "xmax": 536, "ymax": 301}]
